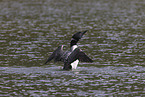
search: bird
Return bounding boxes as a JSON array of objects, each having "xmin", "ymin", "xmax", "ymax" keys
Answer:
[{"xmin": 44, "ymin": 30, "xmax": 93, "ymax": 70}]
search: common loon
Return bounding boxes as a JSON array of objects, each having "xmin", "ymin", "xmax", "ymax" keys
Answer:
[{"xmin": 44, "ymin": 30, "xmax": 93, "ymax": 70}]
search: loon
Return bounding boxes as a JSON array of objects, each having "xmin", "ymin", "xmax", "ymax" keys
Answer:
[{"xmin": 44, "ymin": 30, "xmax": 93, "ymax": 70}]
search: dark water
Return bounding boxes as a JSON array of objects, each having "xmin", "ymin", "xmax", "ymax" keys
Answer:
[{"xmin": 0, "ymin": 0, "xmax": 145, "ymax": 96}]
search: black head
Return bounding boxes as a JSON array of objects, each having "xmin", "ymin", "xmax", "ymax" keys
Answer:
[
  {"xmin": 72, "ymin": 30, "xmax": 88, "ymax": 41},
  {"xmin": 70, "ymin": 30, "xmax": 88, "ymax": 47}
]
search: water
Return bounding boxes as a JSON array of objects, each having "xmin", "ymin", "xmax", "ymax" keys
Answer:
[{"xmin": 0, "ymin": 0, "xmax": 145, "ymax": 96}]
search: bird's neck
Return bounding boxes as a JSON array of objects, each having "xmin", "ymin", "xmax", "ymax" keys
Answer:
[{"xmin": 70, "ymin": 38, "xmax": 79, "ymax": 47}]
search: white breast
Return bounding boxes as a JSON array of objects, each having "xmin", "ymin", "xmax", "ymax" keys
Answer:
[
  {"xmin": 70, "ymin": 45, "xmax": 78, "ymax": 52},
  {"xmin": 71, "ymin": 59, "xmax": 79, "ymax": 69}
]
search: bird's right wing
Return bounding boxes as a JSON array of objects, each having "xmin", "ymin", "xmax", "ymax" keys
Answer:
[{"xmin": 44, "ymin": 45, "xmax": 63, "ymax": 64}]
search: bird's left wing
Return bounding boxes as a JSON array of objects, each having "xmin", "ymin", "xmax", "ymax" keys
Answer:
[{"xmin": 66, "ymin": 48, "xmax": 93, "ymax": 65}]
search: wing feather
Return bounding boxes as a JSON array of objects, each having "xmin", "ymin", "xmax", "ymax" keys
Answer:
[
  {"xmin": 67, "ymin": 48, "xmax": 93, "ymax": 65},
  {"xmin": 44, "ymin": 46, "xmax": 63, "ymax": 64},
  {"xmin": 78, "ymin": 51, "xmax": 93, "ymax": 62}
]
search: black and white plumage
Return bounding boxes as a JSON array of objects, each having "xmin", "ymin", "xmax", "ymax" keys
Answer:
[{"xmin": 44, "ymin": 30, "xmax": 93, "ymax": 70}]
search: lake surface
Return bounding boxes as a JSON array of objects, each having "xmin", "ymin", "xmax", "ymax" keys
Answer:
[{"xmin": 0, "ymin": 0, "xmax": 145, "ymax": 96}]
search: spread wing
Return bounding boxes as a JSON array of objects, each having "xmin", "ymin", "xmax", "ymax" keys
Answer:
[
  {"xmin": 66, "ymin": 48, "xmax": 93, "ymax": 65},
  {"xmin": 44, "ymin": 45, "xmax": 63, "ymax": 64}
]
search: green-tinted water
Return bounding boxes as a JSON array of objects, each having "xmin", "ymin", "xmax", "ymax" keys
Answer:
[{"xmin": 0, "ymin": 0, "xmax": 145, "ymax": 96}]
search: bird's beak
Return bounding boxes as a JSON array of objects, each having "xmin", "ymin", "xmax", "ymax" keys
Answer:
[{"xmin": 82, "ymin": 30, "xmax": 88, "ymax": 35}]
